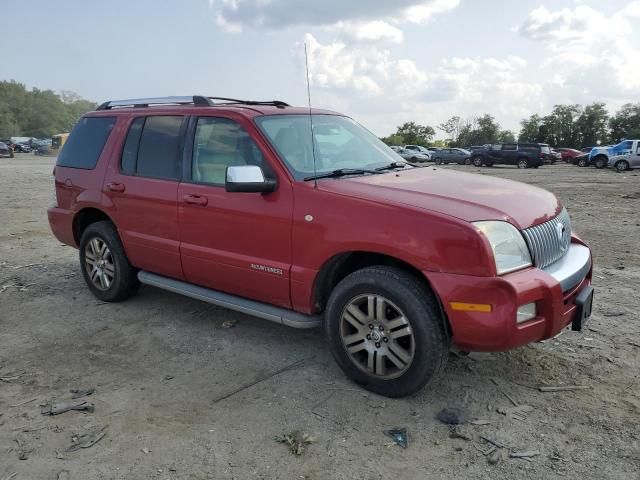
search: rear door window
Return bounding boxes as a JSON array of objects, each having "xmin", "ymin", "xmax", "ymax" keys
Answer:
[
  {"xmin": 120, "ymin": 116, "xmax": 184, "ymax": 180},
  {"xmin": 56, "ymin": 116, "xmax": 116, "ymax": 169}
]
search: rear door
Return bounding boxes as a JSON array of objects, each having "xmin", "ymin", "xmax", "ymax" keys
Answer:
[
  {"xmin": 177, "ymin": 114, "xmax": 293, "ymax": 308},
  {"xmin": 632, "ymin": 141, "xmax": 640, "ymax": 167},
  {"xmin": 502, "ymin": 144, "xmax": 518, "ymax": 164},
  {"xmin": 103, "ymin": 114, "xmax": 186, "ymax": 280}
]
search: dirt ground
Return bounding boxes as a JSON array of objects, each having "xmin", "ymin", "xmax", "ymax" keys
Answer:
[{"xmin": 0, "ymin": 154, "xmax": 638, "ymax": 480}]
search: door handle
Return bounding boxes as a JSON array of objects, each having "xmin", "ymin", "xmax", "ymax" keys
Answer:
[
  {"xmin": 183, "ymin": 194, "xmax": 208, "ymax": 206},
  {"xmin": 106, "ymin": 182, "xmax": 125, "ymax": 193}
]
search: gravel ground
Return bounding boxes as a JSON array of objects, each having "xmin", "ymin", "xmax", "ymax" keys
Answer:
[{"xmin": 0, "ymin": 155, "xmax": 638, "ymax": 480}]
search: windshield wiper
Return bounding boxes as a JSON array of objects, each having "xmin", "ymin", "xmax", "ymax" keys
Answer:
[
  {"xmin": 303, "ymin": 168, "xmax": 381, "ymax": 181},
  {"xmin": 374, "ymin": 162, "xmax": 412, "ymax": 172}
]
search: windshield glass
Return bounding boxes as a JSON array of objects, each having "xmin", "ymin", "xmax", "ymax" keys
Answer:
[
  {"xmin": 540, "ymin": 144, "xmax": 551, "ymax": 153},
  {"xmin": 255, "ymin": 114, "xmax": 403, "ymax": 180}
]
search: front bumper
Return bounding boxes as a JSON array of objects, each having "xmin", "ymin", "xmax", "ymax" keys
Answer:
[{"xmin": 425, "ymin": 242, "xmax": 592, "ymax": 352}]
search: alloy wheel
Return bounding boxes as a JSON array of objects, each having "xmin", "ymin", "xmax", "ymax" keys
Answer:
[
  {"xmin": 84, "ymin": 237, "xmax": 115, "ymax": 290},
  {"xmin": 339, "ymin": 294, "xmax": 415, "ymax": 379},
  {"xmin": 615, "ymin": 160, "xmax": 629, "ymax": 172}
]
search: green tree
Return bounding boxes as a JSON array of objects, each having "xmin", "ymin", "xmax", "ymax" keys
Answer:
[
  {"xmin": 437, "ymin": 115, "xmax": 462, "ymax": 145},
  {"xmin": 381, "ymin": 122, "xmax": 435, "ymax": 146},
  {"xmin": 539, "ymin": 104, "xmax": 582, "ymax": 147},
  {"xmin": 518, "ymin": 114, "xmax": 543, "ymax": 143},
  {"xmin": 609, "ymin": 103, "xmax": 640, "ymax": 142},
  {"xmin": 575, "ymin": 102, "xmax": 609, "ymax": 147},
  {"xmin": 457, "ymin": 114, "xmax": 502, "ymax": 146}
]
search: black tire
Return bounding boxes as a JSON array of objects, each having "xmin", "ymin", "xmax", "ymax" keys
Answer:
[
  {"xmin": 79, "ymin": 220, "xmax": 139, "ymax": 302},
  {"xmin": 434, "ymin": 157, "xmax": 442, "ymax": 165},
  {"xmin": 615, "ymin": 160, "xmax": 629, "ymax": 172},
  {"xmin": 472, "ymin": 156, "xmax": 483, "ymax": 167},
  {"xmin": 411, "ymin": 156, "xmax": 418, "ymax": 163},
  {"xmin": 517, "ymin": 158, "xmax": 529, "ymax": 169},
  {"xmin": 594, "ymin": 156, "xmax": 607, "ymax": 169},
  {"xmin": 464, "ymin": 158, "xmax": 471, "ymax": 165},
  {"xmin": 577, "ymin": 158, "xmax": 588, "ymax": 167},
  {"xmin": 324, "ymin": 266, "xmax": 449, "ymax": 398}
]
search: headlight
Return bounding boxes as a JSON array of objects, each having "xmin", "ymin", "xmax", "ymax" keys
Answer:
[{"xmin": 473, "ymin": 221, "xmax": 532, "ymax": 275}]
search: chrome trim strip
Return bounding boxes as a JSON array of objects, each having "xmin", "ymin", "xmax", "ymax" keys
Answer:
[
  {"xmin": 138, "ymin": 271, "xmax": 321, "ymax": 329},
  {"xmin": 542, "ymin": 244, "xmax": 591, "ymax": 292}
]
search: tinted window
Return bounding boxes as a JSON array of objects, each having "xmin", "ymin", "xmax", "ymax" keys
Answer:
[
  {"xmin": 56, "ymin": 116, "xmax": 115, "ymax": 169},
  {"xmin": 540, "ymin": 144, "xmax": 551, "ymax": 154},
  {"xmin": 503, "ymin": 144, "xmax": 517, "ymax": 151},
  {"xmin": 192, "ymin": 117, "xmax": 268, "ymax": 185},
  {"xmin": 136, "ymin": 116, "xmax": 183, "ymax": 180},
  {"xmin": 618, "ymin": 140, "xmax": 633, "ymax": 150},
  {"xmin": 491, "ymin": 144, "xmax": 502, "ymax": 151},
  {"xmin": 120, "ymin": 117, "xmax": 144, "ymax": 175}
]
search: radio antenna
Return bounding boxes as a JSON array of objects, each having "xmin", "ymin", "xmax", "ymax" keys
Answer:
[{"xmin": 304, "ymin": 42, "xmax": 318, "ymax": 188}]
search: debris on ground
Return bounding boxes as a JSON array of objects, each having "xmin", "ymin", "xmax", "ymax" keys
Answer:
[
  {"xmin": 383, "ymin": 428, "xmax": 408, "ymax": 448},
  {"xmin": 10, "ymin": 396, "xmax": 38, "ymax": 407},
  {"xmin": 67, "ymin": 426, "xmax": 107, "ymax": 452},
  {"xmin": 222, "ymin": 319, "xmax": 237, "ymax": 328},
  {"xmin": 42, "ymin": 400, "xmax": 95, "ymax": 416},
  {"xmin": 142, "ymin": 447, "xmax": 150, "ymax": 454},
  {"xmin": 162, "ymin": 375, "xmax": 174, "ymax": 381},
  {"xmin": 602, "ymin": 311, "xmax": 625, "ymax": 317},
  {"xmin": 491, "ymin": 377, "xmax": 518, "ymax": 406},
  {"xmin": 538, "ymin": 385, "xmax": 590, "ymax": 392},
  {"xmin": 274, "ymin": 430, "xmax": 315, "ymax": 455},
  {"xmin": 449, "ymin": 426, "xmax": 473, "ymax": 441},
  {"xmin": 497, "ymin": 404, "xmax": 534, "ymax": 421},
  {"xmin": 488, "ymin": 448, "xmax": 502, "ymax": 465},
  {"xmin": 70, "ymin": 387, "xmax": 95, "ymax": 399},
  {"xmin": 57, "ymin": 471, "xmax": 71, "ymax": 480},
  {"xmin": 436, "ymin": 407, "xmax": 466, "ymax": 425},
  {"xmin": 470, "ymin": 419, "xmax": 492, "ymax": 425},
  {"xmin": 510, "ymin": 450, "xmax": 541, "ymax": 459}
]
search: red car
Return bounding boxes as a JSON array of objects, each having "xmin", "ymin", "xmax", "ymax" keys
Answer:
[
  {"xmin": 48, "ymin": 96, "xmax": 594, "ymax": 397},
  {"xmin": 556, "ymin": 148, "xmax": 583, "ymax": 162}
]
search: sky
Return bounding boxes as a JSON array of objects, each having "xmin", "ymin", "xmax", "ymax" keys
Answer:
[{"xmin": 1, "ymin": 0, "xmax": 639, "ymax": 137}]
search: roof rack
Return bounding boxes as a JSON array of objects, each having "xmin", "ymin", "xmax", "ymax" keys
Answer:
[{"xmin": 96, "ymin": 95, "xmax": 290, "ymax": 110}]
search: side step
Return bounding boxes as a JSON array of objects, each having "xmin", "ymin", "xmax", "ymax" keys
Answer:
[{"xmin": 137, "ymin": 271, "xmax": 321, "ymax": 329}]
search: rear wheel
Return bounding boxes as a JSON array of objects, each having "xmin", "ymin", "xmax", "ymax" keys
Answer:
[
  {"xmin": 594, "ymin": 156, "xmax": 607, "ymax": 169},
  {"xmin": 517, "ymin": 158, "xmax": 529, "ymax": 169},
  {"xmin": 577, "ymin": 157, "xmax": 588, "ymax": 167},
  {"xmin": 434, "ymin": 157, "xmax": 442, "ymax": 165},
  {"xmin": 464, "ymin": 158, "xmax": 471, "ymax": 165},
  {"xmin": 324, "ymin": 266, "xmax": 449, "ymax": 398},
  {"xmin": 615, "ymin": 160, "xmax": 630, "ymax": 172},
  {"xmin": 411, "ymin": 156, "xmax": 419, "ymax": 163},
  {"xmin": 472, "ymin": 157, "xmax": 483, "ymax": 167},
  {"xmin": 79, "ymin": 221, "xmax": 139, "ymax": 302}
]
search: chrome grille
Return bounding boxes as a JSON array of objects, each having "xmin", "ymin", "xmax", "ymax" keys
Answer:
[{"xmin": 521, "ymin": 209, "xmax": 572, "ymax": 269}]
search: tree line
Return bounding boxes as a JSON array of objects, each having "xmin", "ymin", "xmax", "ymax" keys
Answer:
[
  {"xmin": 0, "ymin": 80, "xmax": 96, "ymax": 139},
  {"xmin": 382, "ymin": 102, "xmax": 640, "ymax": 149}
]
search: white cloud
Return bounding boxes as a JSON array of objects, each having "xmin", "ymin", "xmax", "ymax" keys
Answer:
[
  {"xmin": 208, "ymin": 0, "xmax": 459, "ymax": 32},
  {"xmin": 302, "ymin": 33, "xmax": 543, "ymax": 134},
  {"xmin": 517, "ymin": 3, "xmax": 640, "ymax": 98},
  {"xmin": 332, "ymin": 21, "xmax": 404, "ymax": 45}
]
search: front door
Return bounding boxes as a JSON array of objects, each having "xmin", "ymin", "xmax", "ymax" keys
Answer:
[
  {"xmin": 103, "ymin": 114, "xmax": 186, "ymax": 280},
  {"xmin": 177, "ymin": 115, "xmax": 293, "ymax": 308}
]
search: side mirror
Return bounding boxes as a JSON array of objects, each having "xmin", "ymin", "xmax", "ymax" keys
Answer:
[{"xmin": 225, "ymin": 165, "xmax": 277, "ymax": 193}]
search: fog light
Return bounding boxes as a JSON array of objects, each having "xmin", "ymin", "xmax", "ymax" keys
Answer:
[{"xmin": 517, "ymin": 303, "xmax": 537, "ymax": 323}]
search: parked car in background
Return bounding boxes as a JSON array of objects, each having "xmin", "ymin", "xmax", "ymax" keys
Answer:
[
  {"xmin": 403, "ymin": 145, "xmax": 432, "ymax": 161},
  {"xmin": 47, "ymin": 95, "xmax": 594, "ymax": 398},
  {"xmin": 33, "ymin": 143, "xmax": 51, "ymax": 156},
  {"xmin": 581, "ymin": 147, "xmax": 593, "ymax": 154},
  {"xmin": 572, "ymin": 153, "xmax": 591, "ymax": 167},
  {"xmin": 590, "ymin": 140, "xmax": 640, "ymax": 169},
  {"xmin": 470, "ymin": 143, "xmax": 546, "ymax": 168},
  {"xmin": 550, "ymin": 149, "xmax": 562, "ymax": 163},
  {"xmin": 556, "ymin": 148, "xmax": 583, "ymax": 162},
  {"xmin": 608, "ymin": 141, "xmax": 640, "ymax": 172},
  {"xmin": 433, "ymin": 148, "xmax": 471, "ymax": 165},
  {"xmin": 392, "ymin": 147, "xmax": 430, "ymax": 163},
  {"xmin": 13, "ymin": 142, "xmax": 32, "ymax": 153},
  {"xmin": 0, "ymin": 142, "xmax": 11, "ymax": 157}
]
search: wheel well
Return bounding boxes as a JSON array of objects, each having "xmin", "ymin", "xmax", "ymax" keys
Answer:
[
  {"xmin": 73, "ymin": 208, "xmax": 113, "ymax": 245},
  {"xmin": 313, "ymin": 252, "xmax": 423, "ymax": 309}
]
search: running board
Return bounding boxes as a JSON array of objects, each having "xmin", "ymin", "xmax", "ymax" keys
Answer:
[{"xmin": 137, "ymin": 271, "xmax": 321, "ymax": 329}]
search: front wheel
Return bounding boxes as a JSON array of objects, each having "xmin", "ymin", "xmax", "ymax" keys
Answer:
[
  {"xmin": 615, "ymin": 160, "xmax": 630, "ymax": 172},
  {"xmin": 517, "ymin": 158, "xmax": 529, "ymax": 169},
  {"xmin": 472, "ymin": 157, "xmax": 483, "ymax": 167},
  {"xmin": 594, "ymin": 156, "xmax": 607, "ymax": 169},
  {"xmin": 79, "ymin": 221, "xmax": 140, "ymax": 302},
  {"xmin": 434, "ymin": 158, "xmax": 442, "ymax": 165},
  {"xmin": 464, "ymin": 158, "xmax": 471, "ymax": 165},
  {"xmin": 577, "ymin": 158, "xmax": 588, "ymax": 167},
  {"xmin": 324, "ymin": 266, "xmax": 449, "ymax": 398}
]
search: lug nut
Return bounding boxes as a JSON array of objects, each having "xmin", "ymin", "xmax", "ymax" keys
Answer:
[
  {"xmin": 378, "ymin": 325, "xmax": 384, "ymax": 331},
  {"xmin": 368, "ymin": 324, "xmax": 374, "ymax": 330},
  {"xmin": 383, "ymin": 337, "xmax": 389, "ymax": 343},
  {"xmin": 366, "ymin": 334, "xmax": 371, "ymax": 340},
  {"xmin": 375, "ymin": 342, "xmax": 381, "ymax": 348}
]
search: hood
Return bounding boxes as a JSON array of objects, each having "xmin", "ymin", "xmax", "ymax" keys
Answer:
[{"xmin": 319, "ymin": 167, "xmax": 561, "ymax": 230}]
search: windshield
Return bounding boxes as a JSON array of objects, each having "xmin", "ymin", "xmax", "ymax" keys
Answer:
[
  {"xmin": 255, "ymin": 114, "xmax": 403, "ymax": 180},
  {"xmin": 540, "ymin": 144, "xmax": 551, "ymax": 153}
]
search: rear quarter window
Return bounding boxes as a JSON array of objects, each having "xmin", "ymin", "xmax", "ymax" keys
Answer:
[{"xmin": 56, "ymin": 116, "xmax": 116, "ymax": 169}]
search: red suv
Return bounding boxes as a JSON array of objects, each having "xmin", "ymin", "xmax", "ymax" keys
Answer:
[{"xmin": 48, "ymin": 96, "xmax": 594, "ymax": 397}]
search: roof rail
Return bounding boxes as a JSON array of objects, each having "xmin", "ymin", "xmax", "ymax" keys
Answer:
[{"xmin": 96, "ymin": 96, "xmax": 289, "ymax": 110}]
